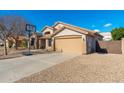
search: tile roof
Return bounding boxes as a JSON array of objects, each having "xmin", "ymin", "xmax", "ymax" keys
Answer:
[
  {"xmin": 41, "ymin": 26, "xmax": 53, "ymax": 32},
  {"xmin": 52, "ymin": 22, "xmax": 103, "ymax": 38}
]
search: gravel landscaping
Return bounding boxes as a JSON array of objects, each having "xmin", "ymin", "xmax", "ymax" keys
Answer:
[
  {"xmin": 0, "ymin": 49, "xmax": 50, "ymax": 60},
  {"xmin": 16, "ymin": 53, "xmax": 124, "ymax": 83}
]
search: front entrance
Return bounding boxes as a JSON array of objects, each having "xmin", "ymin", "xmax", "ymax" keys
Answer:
[{"xmin": 40, "ymin": 39, "xmax": 46, "ymax": 49}]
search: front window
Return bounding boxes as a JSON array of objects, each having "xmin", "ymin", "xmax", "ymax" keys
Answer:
[{"xmin": 44, "ymin": 32, "xmax": 50, "ymax": 35}]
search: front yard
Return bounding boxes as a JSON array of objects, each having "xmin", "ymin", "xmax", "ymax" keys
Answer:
[
  {"xmin": 16, "ymin": 53, "xmax": 124, "ymax": 83},
  {"xmin": 0, "ymin": 47, "xmax": 48, "ymax": 60}
]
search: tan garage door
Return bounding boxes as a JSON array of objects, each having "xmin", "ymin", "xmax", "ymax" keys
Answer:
[{"xmin": 55, "ymin": 36, "xmax": 84, "ymax": 54}]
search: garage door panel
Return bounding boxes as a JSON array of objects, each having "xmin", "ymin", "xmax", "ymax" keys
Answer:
[{"xmin": 55, "ymin": 37, "xmax": 84, "ymax": 54}]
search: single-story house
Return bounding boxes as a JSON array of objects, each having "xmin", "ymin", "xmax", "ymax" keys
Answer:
[{"xmin": 38, "ymin": 22, "xmax": 103, "ymax": 54}]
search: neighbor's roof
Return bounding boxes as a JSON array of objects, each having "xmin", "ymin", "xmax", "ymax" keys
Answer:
[
  {"xmin": 39, "ymin": 36, "xmax": 51, "ymax": 39},
  {"xmin": 52, "ymin": 22, "xmax": 103, "ymax": 38},
  {"xmin": 33, "ymin": 32, "xmax": 43, "ymax": 37},
  {"xmin": 100, "ymin": 32, "xmax": 112, "ymax": 41},
  {"xmin": 36, "ymin": 33, "xmax": 43, "ymax": 37}
]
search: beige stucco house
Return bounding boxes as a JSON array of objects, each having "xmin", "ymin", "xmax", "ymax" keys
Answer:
[{"xmin": 38, "ymin": 22, "xmax": 103, "ymax": 54}]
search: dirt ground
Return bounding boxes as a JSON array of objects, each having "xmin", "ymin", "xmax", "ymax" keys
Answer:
[
  {"xmin": 0, "ymin": 48, "xmax": 48, "ymax": 60},
  {"xmin": 16, "ymin": 53, "xmax": 124, "ymax": 83}
]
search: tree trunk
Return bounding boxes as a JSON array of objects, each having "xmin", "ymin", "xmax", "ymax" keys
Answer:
[
  {"xmin": 4, "ymin": 39, "xmax": 8, "ymax": 55},
  {"xmin": 15, "ymin": 39, "xmax": 18, "ymax": 50}
]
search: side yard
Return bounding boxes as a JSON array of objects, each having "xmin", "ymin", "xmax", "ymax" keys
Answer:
[{"xmin": 16, "ymin": 53, "xmax": 124, "ymax": 83}]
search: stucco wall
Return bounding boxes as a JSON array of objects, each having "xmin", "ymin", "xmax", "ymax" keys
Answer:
[
  {"xmin": 54, "ymin": 28, "xmax": 82, "ymax": 37},
  {"xmin": 42, "ymin": 28, "xmax": 53, "ymax": 36},
  {"xmin": 53, "ymin": 29, "xmax": 87, "ymax": 54},
  {"xmin": 96, "ymin": 40, "xmax": 122, "ymax": 54}
]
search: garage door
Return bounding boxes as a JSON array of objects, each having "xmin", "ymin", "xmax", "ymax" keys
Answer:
[{"xmin": 55, "ymin": 36, "xmax": 85, "ymax": 54}]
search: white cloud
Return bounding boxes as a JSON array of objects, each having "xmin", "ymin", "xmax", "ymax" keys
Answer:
[
  {"xmin": 94, "ymin": 29, "xmax": 100, "ymax": 32},
  {"xmin": 104, "ymin": 23, "xmax": 112, "ymax": 27}
]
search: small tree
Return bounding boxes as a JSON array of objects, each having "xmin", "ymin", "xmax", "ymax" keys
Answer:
[
  {"xmin": 10, "ymin": 16, "xmax": 27, "ymax": 49},
  {"xmin": 111, "ymin": 27, "xmax": 124, "ymax": 40},
  {"xmin": 0, "ymin": 16, "xmax": 28, "ymax": 50},
  {"xmin": 0, "ymin": 23, "xmax": 11, "ymax": 55}
]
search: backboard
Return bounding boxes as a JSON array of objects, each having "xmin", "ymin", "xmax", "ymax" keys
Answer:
[{"xmin": 26, "ymin": 24, "xmax": 36, "ymax": 32}]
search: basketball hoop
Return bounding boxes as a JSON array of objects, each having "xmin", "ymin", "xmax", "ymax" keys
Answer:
[
  {"xmin": 25, "ymin": 24, "xmax": 36, "ymax": 55},
  {"xmin": 26, "ymin": 24, "xmax": 36, "ymax": 32}
]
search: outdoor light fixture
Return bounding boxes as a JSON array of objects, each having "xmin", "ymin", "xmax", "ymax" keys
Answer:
[{"xmin": 25, "ymin": 24, "xmax": 36, "ymax": 55}]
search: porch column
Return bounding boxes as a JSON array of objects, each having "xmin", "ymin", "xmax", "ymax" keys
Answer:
[
  {"xmin": 46, "ymin": 39, "xmax": 49, "ymax": 49},
  {"xmin": 51, "ymin": 38, "xmax": 55, "ymax": 51},
  {"xmin": 39, "ymin": 39, "xmax": 41, "ymax": 49},
  {"xmin": 34, "ymin": 36, "xmax": 37, "ymax": 49}
]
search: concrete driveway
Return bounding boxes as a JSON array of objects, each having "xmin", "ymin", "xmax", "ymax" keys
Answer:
[{"xmin": 0, "ymin": 52, "xmax": 77, "ymax": 83}]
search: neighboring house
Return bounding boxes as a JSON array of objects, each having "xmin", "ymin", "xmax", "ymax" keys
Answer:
[
  {"xmin": 7, "ymin": 36, "xmax": 27, "ymax": 48},
  {"xmin": 1, "ymin": 33, "xmax": 41, "ymax": 49},
  {"xmin": 39, "ymin": 22, "xmax": 103, "ymax": 54},
  {"xmin": 7, "ymin": 33, "xmax": 42, "ymax": 49},
  {"xmin": 100, "ymin": 32, "xmax": 112, "ymax": 41}
]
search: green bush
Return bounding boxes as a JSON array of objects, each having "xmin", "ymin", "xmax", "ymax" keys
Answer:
[
  {"xmin": 21, "ymin": 39, "xmax": 28, "ymax": 48},
  {"xmin": 111, "ymin": 27, "xmax": 124, "ymax": 40}
]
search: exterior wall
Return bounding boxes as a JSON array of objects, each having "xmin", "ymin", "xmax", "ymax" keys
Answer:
[
  {"xmin": 96, "ymin": 40, "xmax": 122, "ymax": 54},
  {"xmin": 42, "ymin": 28, "xmax": 53, "ymax": 36},
  {"xmin": 54, "ymin": 28, "xmax": 82, "ymax": 37},
  {"xmin": 53, "ymin": 29, "xmax": 87, "ymax": 54}
]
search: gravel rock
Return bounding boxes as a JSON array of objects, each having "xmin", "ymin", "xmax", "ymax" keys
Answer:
[{"xmin": 16, "ymin": 53, "xmax": 124, "ymax": 83}]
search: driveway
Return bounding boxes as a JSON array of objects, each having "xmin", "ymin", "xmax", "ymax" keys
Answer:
[{"xmin": 0, "ymin": 52, "xmax": 78, "ymax": 83}]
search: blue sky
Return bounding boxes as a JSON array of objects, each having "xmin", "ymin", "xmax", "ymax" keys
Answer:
[{"xmin": 0, "ymin": 10, "xmax": 124, "ymax": 33}]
